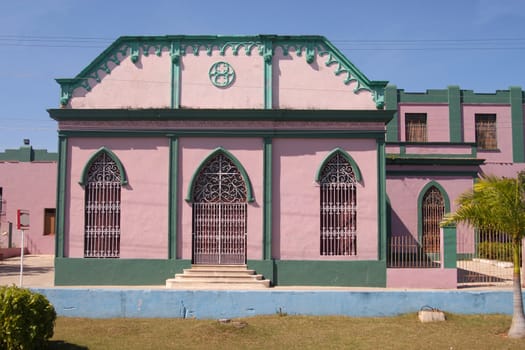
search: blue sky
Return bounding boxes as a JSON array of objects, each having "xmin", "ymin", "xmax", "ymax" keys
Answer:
[{"xmin": 1, "ymin": 0, "xmax": 524, "ymax": 152}]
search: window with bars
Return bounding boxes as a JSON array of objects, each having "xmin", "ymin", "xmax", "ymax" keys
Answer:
[
  {"xmin": 319, "ymin": 152, "xmax": 357, "ymax": 256},
  {"xmin": 421, "ymin": 186, "xmax": 444, "ymax": 254},
  {"xmin": 84, "ymin": 151, "xmax": 121, "ymax": 258},
  {"xmin": 405, "ymin": 114, "xmax": 427, "ymax": 142},
  {"xmin": 475, "ymin": 114, "xmax": 497, "ymax": 150}
]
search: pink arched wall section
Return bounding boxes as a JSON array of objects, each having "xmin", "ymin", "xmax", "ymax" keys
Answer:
[
  {"xmin": 65, "ymin": 137, "xmax": 170, "ymax": 258},
  {"xmin": 273, "ymin": 138, "xmax": 379, "ymax": 260},
  {"xmin": 0, "ymin": 162, "xmax": 56, "ymax": 254}
]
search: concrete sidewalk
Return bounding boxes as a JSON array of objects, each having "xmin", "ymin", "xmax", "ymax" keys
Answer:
[{"xmin": 0, "ymin": 255, "xmax": 54, "ymax": 288}]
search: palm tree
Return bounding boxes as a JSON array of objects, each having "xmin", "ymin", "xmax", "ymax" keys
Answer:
[{"xmin": 441, "ymin": 174, "xmax": 525, "ymax": 338}]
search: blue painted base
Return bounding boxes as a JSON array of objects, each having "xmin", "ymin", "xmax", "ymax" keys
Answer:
[{"xmin": 33, "ymin": 288, "xmax": 518, "ymax": 319}]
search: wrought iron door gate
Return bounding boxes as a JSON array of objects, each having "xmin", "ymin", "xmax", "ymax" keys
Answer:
[{"xmin": 192, "ymin": 153, "xmax": 247, "ymax": 265}]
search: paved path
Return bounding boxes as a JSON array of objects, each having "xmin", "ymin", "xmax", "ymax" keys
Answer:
[{"xmin": 0, "ymin": 255, "xmax": 54, "ymax": 288}]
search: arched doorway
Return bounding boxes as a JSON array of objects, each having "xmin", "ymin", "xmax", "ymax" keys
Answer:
[
  {"xmin": 421, "ymin": 186, "xmax": 445, "ymax": 254},
  {"xmin": 192, "ymin": 152, "xmax": 248, "ymax": 264}
]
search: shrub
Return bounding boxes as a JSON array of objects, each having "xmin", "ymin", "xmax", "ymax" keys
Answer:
[{"xmin": 0, "ymin": 286, "xmax": 56, "ymax": 350}]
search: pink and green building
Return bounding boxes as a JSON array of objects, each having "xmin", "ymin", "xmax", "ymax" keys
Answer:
[{"xmin": 48, "ymin": 35, "xmax": 525, "ymax": 287}]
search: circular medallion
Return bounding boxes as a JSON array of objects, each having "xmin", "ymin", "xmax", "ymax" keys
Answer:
[{"xmin": 209, "ymin": 61, "xmax": 235, "ymax": 88}]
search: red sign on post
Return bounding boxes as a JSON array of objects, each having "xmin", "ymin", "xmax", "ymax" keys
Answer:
[{"xmin": 17, "ymin": 209, "xmax": 30, "ymax": 230}]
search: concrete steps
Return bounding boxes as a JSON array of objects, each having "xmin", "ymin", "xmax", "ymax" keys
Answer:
[{"xmin": 166, "ymin": 264, "xmax": 270, "ymax": 289}]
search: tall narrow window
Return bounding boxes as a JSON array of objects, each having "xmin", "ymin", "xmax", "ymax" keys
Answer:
[
  {"xmin": 422, "ymin": 186, "xmax": 444, "ymax": 254},
  {"xmin": 43, "ymin": 208, "xmax": 56, "ymax": 235},
  {"xmin": 475, "ymin": 114, "xmax": 497, "ymax": 150},
  {"xmin": 84, "ymin": 151, "xmax": 121, "ymax": 258},
  {"xmin": 319, "ymin": 152, "xmax": 357, "ymax": 256},
  {"xmin": 0, "ymin": 187, "xmax": 3, "ymax": 216},
  {"xmin": 405, "ymin": 114, "xmax": 427, "ymax": 142}
]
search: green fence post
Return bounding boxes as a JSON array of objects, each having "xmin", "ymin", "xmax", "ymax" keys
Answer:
[{"xmin": 443, "ymin": 224, "xmax": 457, "ymax": 268}]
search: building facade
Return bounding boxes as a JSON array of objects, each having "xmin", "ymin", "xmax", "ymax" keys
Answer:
[{"xmin": 49, "ymin": 35, "xmax": 525, "ymax": 287}]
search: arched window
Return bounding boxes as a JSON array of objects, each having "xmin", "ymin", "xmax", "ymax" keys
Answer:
[
  {"xmin": 84, "ymin": 151, "xmax": 122, "ymax": 258},
  {"xmin": 319, "ymin": 151, "xmax": 357, "ymax": 255},
  {"xmin": 421, "ymin": 186, "xmax": 445, "ymax": 254},
  {"xmin": 192, "ymin": 152, "xmax": 248, "ymax": 264}
]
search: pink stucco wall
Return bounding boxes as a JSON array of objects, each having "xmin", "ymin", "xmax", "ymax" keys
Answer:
[
  {"xmin": 181, "ymin": 51, "xmax": 264, "ymax": 109},
  {"xmin": 273, "ymin": 48, "xmax": 376, "ymax": 110},
  {"xmin": 178, "ymin": 138, "xmax": 264, "ymax": 260},
  {"xmin": 387, "ymin": 268, "xmax": 457, "ymax": 288},
  {"xmin": 273, "ymin": 138, "xmax": 379, "ymax": 260},
  {"xmin": 70, "ymin": 48, "xmax": 171, "ymax": 109},
  {"xmin": 0, "ymin": 162, "xmax": 56, "ymax": 254},
  {"xmin": 386, "ymin": 175, "xmax": 474, "ymax": 245},
  {"xmin": 398, "ymin": 104, "xmax": 450, "ymax": 142},
  {"xmin": 65, "ymin": 137, "xmax": 170, "ymax": 258},
  {"xmin": 462, "ymin": 105, "xmax": 512, "ymax": 163}
]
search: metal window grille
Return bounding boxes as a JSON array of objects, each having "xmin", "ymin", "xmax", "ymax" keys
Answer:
[
  {"xmin": 475, "ymin": 114, "xmax": 497, "ymax": 150},
  {"xmin": 84, "ymin": 152, "xmax": 121, "ymax": 258},
  {"xmin": 405, "ymin": 114, "xmax": 427, "ymax": 142},
  {"xmin": 422, "ymin": 186, "xmax": 444, "ymax": 254},
  {"xmin": 319, "ymin": 152, "xmax": 357, "ymax": 256},
  {"xmin": 192, "ymin": 153, "xmax": 247, "ymax": 265}
]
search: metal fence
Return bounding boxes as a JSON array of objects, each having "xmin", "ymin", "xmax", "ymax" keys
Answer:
[{"xmin": 388, "ymin": 234, "xmax": 441, "ymax": 268}]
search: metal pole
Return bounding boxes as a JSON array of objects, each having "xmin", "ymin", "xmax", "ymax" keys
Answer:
[{"xmin": 19, "ymin": 229, "xmax": 24, "ymax": 287}]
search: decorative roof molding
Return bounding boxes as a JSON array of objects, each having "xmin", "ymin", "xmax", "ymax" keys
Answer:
[{"xmin": 56, "ymin": 35, "xmax": 388, "ymax": 108}]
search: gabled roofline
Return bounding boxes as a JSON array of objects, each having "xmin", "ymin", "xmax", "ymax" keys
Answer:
[{"xmin": 55, "ymin": 34, "xmax": 388, "ymax": 108}]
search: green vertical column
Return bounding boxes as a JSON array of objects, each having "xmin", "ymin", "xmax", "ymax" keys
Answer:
[
  {"xmin": 263, "ymin": 137, "xmax": 272, "ymax": 260},
  {"xmin": 443, "ymin": 225, "xmax": 457, "ymax": 268},
  {"xmin": 448, "ymin": 86, "xmax": 462, "ymax": 142},
  {"xmin": 510, "ymin": 86, "xmax": 524, "ymax": 162},
  {"xmin": 55, "ymin": 135, "xmax": 68, "ymax": 258},
  {"xmin": 384, "ymin": 85, "xmax": 399, "ymax": 142},
  {"xmin": 262, "ymin": 36, "xmax": 274, "ymax": 109},
  {"xmin": 168, "ymin": 136, "xmax": 179, "ymax": 259},
  {"xmin": 377, "ymin": 137, "xmax": 387, "ymax": 261},
  {"xmin": 170, "ymin": 39, "xmax": 181, "ymax": 109}
]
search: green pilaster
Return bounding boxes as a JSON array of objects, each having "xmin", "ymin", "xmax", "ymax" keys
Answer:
[
  {"xmin": 263, "ymin": 137, "xmax": 272, "ymax": 260},
  {"xmin": 510, "ymin": 86, "xmax": 524, "ymax": 162},
  {"xmin": 443, "ymin": 225, "xmax": 457, "ymax": 268},
  {"xmin": 170, "ymin": 40, "xmax": 181, "ymax": 109},
  {"xmin": 448, "ymin": 86, "xmax": 462, "ymax": 142},
  {"xmin": 168, "ymin": 136, "xmax": 178, "ymax": 259},
  {"xmin": 55, "ymin": 135, "xmax": 68, "ymax": 258},
  {"xmin": 377, "ymin": 137, "xmax": 387, "ymax": 260},
  {"xmin": 385, "ymin": 85, "xmax": 399, "ymax": 142},
  {"xmin": 262, "ymin": 36, "xmax": 274, "ymax": 109}
]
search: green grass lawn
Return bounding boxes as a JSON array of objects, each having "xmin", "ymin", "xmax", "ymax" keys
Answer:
[{"xmin": 49, "ymin": 314, "xmax": 525, "ymax": 350}]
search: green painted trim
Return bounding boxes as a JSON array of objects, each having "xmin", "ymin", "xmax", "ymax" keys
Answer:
[
  {"xmin": 58, "ymin": 129, "xmax": 388, "ymax": 139},
  {"xmin": 168, "ymin": 136, "xmax": 178, "ymax": 259},
  {"xmin": 185, "ymin": 147, "xmax": 255, "ymax": 202},
  {"xmin": 263, "ymin": 138, "xmax": 272, "ymax": 260},
  {"xmin": 54, "ymin": 258, "xmax": 191, "ymax": 285},
  {"xmin": 0, "ymin": 145, "xmax": 57, "ymax": 162},
  {"xmin": 510, "ymin": 86, "xmax": 524, "ymax": 162},
  {"xmin": 78, "ymin": 147, "xmax": 128, "ymax": 186},
  {"xmin": 49, "ymin": 108, "xmax": 394, "ymax": 123},
  {"xmin": 170, "ymin": 40, "xmax": 181, "ymax": 109},
  {"xmin": 442, "ymin": 225, "xmax": 457, "ymax": 268},
  {"xmin": 272, "ymin": 260, "xmax": 386, "ymax": 287},
  {"xmin": 448, "ymin": 86, "xmax": 462, "ymax": 142},
  {"xmin": 263, "ymin": 38, "xmax": 273, "ymax": 109},
  {"xmin": 377, "ymin": 139, "xmax": 387, "ymax": 261},
  {"xmin": 462, "ymin": 90, "xmax": 510, "ymax": 104},
  {"xmin": 385, "ymin": 85, "xmax": 399, "ymax": 141},
  {"xmin": 386, "ymin": 157, "xmax": 484, "ymax": 166},
  {"xmin": 417, "ymin": 181, "xmax": 451, "ymax": 243},
  {"xmin": 386, "ymin": 170, "xmax": 479, "ymax": 177},
  {"xmin": 398, "ymin": 89, "xmax": 448, "ymax": 104},
  {"xmin": 247, "ymin": 259, "xmax": 274, "ymax": 284},
  {"xmin": 314, "ymin": 148, "xmax": 363, "ymax": 182},
  {"xmin": 55, "ymin": 136, "xmax": 67, "ymax": 258}
]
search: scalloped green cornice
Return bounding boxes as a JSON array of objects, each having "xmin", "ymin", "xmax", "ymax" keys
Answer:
[{"xmin": 56, "ymin": 35, "xmax": 388, "ymax": 108}]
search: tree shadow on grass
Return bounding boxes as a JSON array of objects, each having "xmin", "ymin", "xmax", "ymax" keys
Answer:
[{"xmin": 48, "ymin": 340, "xmax": 89, "ymax": 350}]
